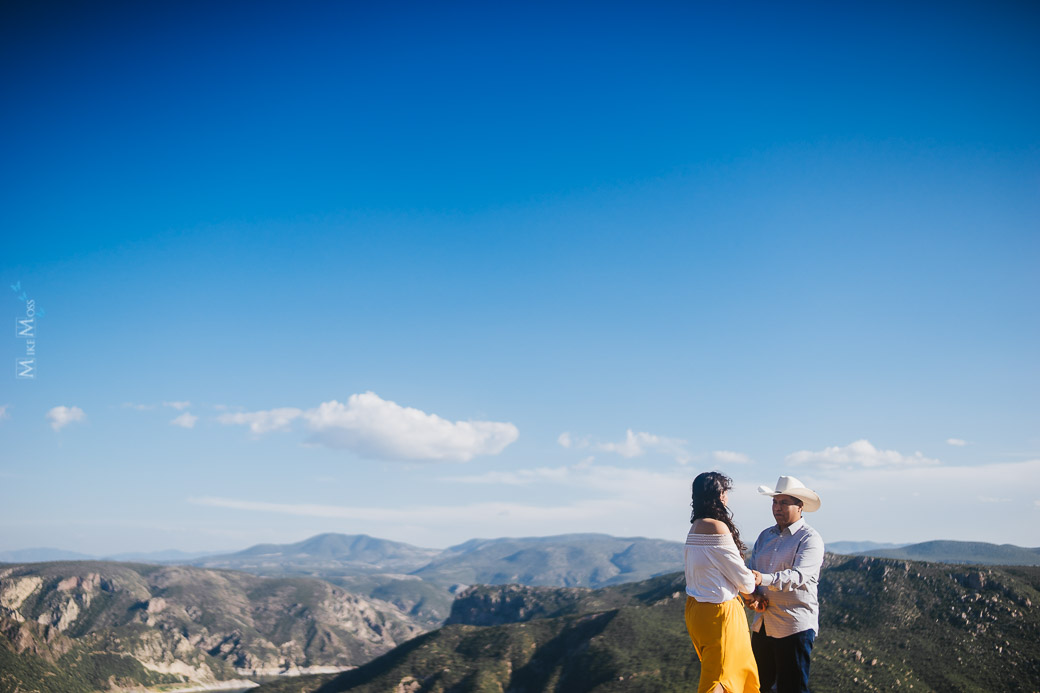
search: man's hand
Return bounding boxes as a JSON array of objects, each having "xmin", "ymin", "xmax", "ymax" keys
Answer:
[
  {"xmin": 751, "ymin": 596, "xmax": 769, "ymax": 612},
  {"xmin": 752, "ymin": 569, "xmax": 763, "ymax": 586},
  {"xmin": 740, "ymin": 593, "xmax": 769, "ymax": 612}
]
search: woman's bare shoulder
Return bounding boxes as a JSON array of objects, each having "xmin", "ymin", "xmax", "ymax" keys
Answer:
[{"xmin": 691, "ymin": 518, "xmax": 730, "ymax": 535}]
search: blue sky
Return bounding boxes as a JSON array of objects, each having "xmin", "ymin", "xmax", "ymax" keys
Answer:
[{"xmin": 2, "ymin": 0, "xmax": 1038, "ymax": 554}]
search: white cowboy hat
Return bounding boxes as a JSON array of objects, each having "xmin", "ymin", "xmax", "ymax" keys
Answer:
[{"xmin": 757, "ymin": 475, "xmax": 821, "ymax": 512}]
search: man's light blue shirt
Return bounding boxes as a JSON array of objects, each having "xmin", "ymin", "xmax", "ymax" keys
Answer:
[{"xmin": 749, "ymin": 518, "xmax": 824, "ymax": 638}]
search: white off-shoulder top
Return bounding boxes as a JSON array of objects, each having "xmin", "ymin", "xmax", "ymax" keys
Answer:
[{"xmin": 684, "ymin": 529, "xmax": 756, "ymax": 603}]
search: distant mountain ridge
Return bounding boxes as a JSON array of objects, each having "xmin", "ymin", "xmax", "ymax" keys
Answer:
[
  {"xmin": 193, "ymin": 532, "xmax": 683, "ymax": 588},
  {"xmin": 186, "ymin": 532, "xmax": 685, "ymax": 627},
  {"xmin": 0, "ymin": 548, "xmax": 96, "ymax": 563},
  {"xmin": 194, "ymin": 533, "xmax": 442, "ymax": 574},
  {"xmin": 827, "ymin": 540, "xmax": 910, "ymax": 554},
  {"xmin": 9, "ymin": 535, "xmax": 1040, "ymax": 571},
  {"xmin": 412, "ymin": 533, "xmax": 683, "ymax": 588},
  {"xmin": 862, "ymin": 540, "xmax": 1040, "ymax": 566},
  {"xmin": 0, "ymin": 548, "xmax": 223, "ymax": 564}
]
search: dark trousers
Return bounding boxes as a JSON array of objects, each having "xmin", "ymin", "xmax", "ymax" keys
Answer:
[{"xmin": 751, "ymin": 627, "xmax": 815, "ymax": 693}]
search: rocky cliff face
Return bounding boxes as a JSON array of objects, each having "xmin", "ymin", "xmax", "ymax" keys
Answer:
[{"xmin": 0, "ymin": 562, "xmax": 425, "ymax": 691}]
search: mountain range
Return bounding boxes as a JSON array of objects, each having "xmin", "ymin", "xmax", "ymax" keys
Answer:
[
  {"xmin": 0, "ymin": 534, "xmax": 685, "ymax": 692},
  {"xmin": 4, "ymin": 533, "xmax": 1040, "ymax": 691},
  {"xmin": 827, "ymin": 540, "xmax": 1040, "ymax": 565},
  {"xmin": 190, "ymin": 533, "xmax": 685, "ymax": 630},
  {"xmin": 862, "ymin": 540, "xmax": 1040, "ymax": 566},
  {"xmin": 190, "ymin": 532, "xmax": 683, "ymax": 586},
  {"xmin": 825, "ymin": 540, "xmax": 909, "ymax": 554},
  {"xmin": 193, "ymin": 533, "xmax": 443, "ymax": 575},
  {"xmin": 7, "ymin": 535, "xmax": 1039, "ymax": 569},
  {"xmin": 187, "ymin": 533, "xmax": 1040, "ymax": 582},
  {"xmin": 255, "ymin": 554, "xmax": 1040, "ymax": 693},
  {"xmin": 0, "ymin": 548, "xmax": 223, "ymax": 564}
]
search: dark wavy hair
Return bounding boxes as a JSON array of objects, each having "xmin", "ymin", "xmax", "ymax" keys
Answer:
[{"xmin": 690, "ymin": 471, "xmax": 747, "ymax": 555}]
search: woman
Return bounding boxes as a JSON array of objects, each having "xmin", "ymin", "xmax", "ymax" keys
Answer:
[{"xmin": 685, "ymin": 471, "xmax": 762, "ymax": 693}]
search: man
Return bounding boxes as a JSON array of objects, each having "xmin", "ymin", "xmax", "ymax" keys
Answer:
[{"xmin": 747, "ymin": 476, "xmax": 824, "ymax": 693}]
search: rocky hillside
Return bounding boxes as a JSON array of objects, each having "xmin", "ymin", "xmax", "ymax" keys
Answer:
[
  {"xmin": 255, "ymin": 554, "xmax": 1040, "ymax": 693},
  {"xmin": 0, "ymin": 561, "xmax": 423, "ymax": 692}
]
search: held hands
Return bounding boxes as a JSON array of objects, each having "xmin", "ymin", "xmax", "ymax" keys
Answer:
[
  {"xmin": 740, "ymin": 593, "xmax": 769, "ymax": 613},
  {"xmin": 752, "ymin": 570, "xmax": 763, "ymax": 586}
]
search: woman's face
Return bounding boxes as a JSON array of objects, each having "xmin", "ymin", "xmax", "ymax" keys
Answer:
[{"xmin": 721, "ymin": 489, "xmax": 729, "ymax": 506}]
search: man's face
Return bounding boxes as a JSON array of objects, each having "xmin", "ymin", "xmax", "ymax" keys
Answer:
[{"xmin": 771, "ymin": 494, "xmax": 803, "ymax": 528}]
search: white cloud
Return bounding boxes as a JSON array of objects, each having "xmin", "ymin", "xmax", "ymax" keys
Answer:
[
  {"xmin": 0, "ymin": 404, "xmax": 9, "ymax": 420},
  {"xmin": 447, "ymin": 461, "xmax": 687, "ymax": 498},
  {"xmin": 301, "ymin": 393, "xmax": 518, "ymax": 461},
  {"xmin": 188, "ymin": 460, "xmax": 697, "ymax": 543},
  {"xmin": 122, "ymin": 402, "xmax": 155, "ymax": 411},
  {"xmin": 449, "ymin": 467, "xmax": 574, "ymax": 486},
  {"xmin": 189, "ymin": 495, "xmax": 645, "ymax": 527},
  {"xmin": 598, "ymin": 429, "xmax": 654, "ymax": 457},
  {"xmin": 557, "ymin": 431, "xmax": 592, "ymax": 449},
  {"xmin": 595, "ymin": 429, "xmax": 690, "ymax": 463},
  {"xmin": 187, "ymin": 458, "xmax": 1040, "ymax": 548},
  {"xmin": 164, "ymin": 401, "xmax": 191, "ymax": 410},
  {"xmin": 218, "ymin": 407, "xmax": 303, "ymax": 433},
  {"xmin": 47, "ymin": 405, "xmax": 85, "ymax": 431},
  {"xmin": 217, "ymin": 392, "xmax": 518, "ymax": 462},
  {"xmin": 805, "ymin": 459, "xmax": 1040, "ymax": 546},
  {"xmin": 170, "ymin": 412, "xmax": 198, "ymax": 429},
  {"xmin": 713, "ymin": 450, "xmax": 752, "ymax": 464},
  {"xmin": 786, "ymin": 439, "xmax": 940, "ymax": 469},
  {"xmin": 187, "ymin": 463, "xmax": 689, "ymax": 544},
  {"xmin": 947, "ymin": 438, "xmax": 968, "ymax": 447}
]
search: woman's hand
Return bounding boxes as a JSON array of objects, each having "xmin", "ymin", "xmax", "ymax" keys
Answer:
[
  {"xmin": 752, "ymin": 569, "xmax": 763, "ymax": 586},
  {"xmin": 740, "ymin": 593, "xmax": 769, "ymax": 612}
]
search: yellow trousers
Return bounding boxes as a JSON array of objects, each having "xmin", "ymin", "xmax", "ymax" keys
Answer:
[{"xmin": 685, "ymin": 596, "xmax": 760, "ymax": 693}]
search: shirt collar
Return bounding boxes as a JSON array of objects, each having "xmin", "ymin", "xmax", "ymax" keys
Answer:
[{"xmin": 775, "ymin": 518, "xmax": 806, "ymax": 536}]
